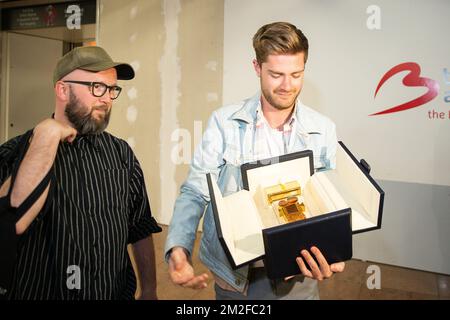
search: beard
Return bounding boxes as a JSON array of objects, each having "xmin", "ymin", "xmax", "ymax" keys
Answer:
[
  {"xmin": 65, "ymin": 89, "xmax": 111, "ymax": 135},
  {"xmin": 261, "ymin": 82, "xmax": 300, "ymax": 111}
]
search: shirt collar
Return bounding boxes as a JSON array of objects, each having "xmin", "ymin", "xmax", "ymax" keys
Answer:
[
  {"xmin": 75, "ymin": 133, "xmax": 100, "ymax": 149},
  {"xmin": 255, "ymin": 102, "xmax": 297, "ymax": 132}
]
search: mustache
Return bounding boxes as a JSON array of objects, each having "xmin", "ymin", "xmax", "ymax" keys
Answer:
[
  {"xmin": 92, "ymin": 104, "xmax": 109, "ymax": 112},
  {"xmin": 275, "ymin": 89, "xmax": 296, "ymax": 94}
]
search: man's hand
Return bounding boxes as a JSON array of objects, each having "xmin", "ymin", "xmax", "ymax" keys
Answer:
[
  {"xmin": 35, "ymin": 118, "xmax": 77, "ymax": 143},
  {"xmin": 295, "ymin": 246, "xmax": 345, "ymax": 281},
  {"xmin": 168, "ymin": 247, "xmax": 209, "ymax": 289}
]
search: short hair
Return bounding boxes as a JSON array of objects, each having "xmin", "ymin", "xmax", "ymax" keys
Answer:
[{"xmin": 253, "ymin": 22, "xmax": 309, "ymax": 65}]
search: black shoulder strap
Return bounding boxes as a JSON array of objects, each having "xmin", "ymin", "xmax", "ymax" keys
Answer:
[
  {"xmin": 3, "ymin": 129, "xmax": 54, "ymax": 221},
  {"xmin": 13, "ymin": 170, "xmax": 53, "ymax": 219},
  {"xmin": 7, "ymin": 130, "xmax": 34, "ymax": 198},
  {"xmin": 0, "ymin": 130, "xmax": 32, "ymax": 179}
]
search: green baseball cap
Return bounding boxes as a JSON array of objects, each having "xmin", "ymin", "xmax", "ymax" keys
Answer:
[{"xmin": 53, "ymin": 46, "xmax": 135, "ymax": 85}]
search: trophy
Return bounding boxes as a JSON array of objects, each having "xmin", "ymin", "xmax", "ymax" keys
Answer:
[{"xmin": 264, "ymin": 181, "xmax": 307, "ymax": 223}]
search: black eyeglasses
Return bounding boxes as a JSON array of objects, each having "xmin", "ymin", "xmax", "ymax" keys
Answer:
[{"xmin": 63, "ymin": 80, "xmax": 122, "ymax": 100}]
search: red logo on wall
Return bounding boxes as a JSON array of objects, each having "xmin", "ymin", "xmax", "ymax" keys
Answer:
[{"xmin": 371, "ymin": 62, "xmax": 440, "ymax": 116}]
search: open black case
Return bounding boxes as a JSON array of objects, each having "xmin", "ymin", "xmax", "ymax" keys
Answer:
[{"xmin": 206, "ymin": 141, "xmax": 384, "ymax": 279}]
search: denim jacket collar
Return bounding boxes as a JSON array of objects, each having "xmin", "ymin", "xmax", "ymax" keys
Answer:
[
  {"xmin": 230, "ymin": 92, "xmax": 324, "ymax": 137},
  {"xmin": 230, "ymin": 92, "xmax": 260, "ymax": 124}
]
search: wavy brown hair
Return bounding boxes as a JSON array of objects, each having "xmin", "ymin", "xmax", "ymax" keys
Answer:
[{"xmin": 253, "ymin": 22, "xmax": 309, "ymax": 65}]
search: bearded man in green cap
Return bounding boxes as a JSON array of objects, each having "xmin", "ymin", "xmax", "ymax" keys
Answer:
[{"xmin": 0, "ymin": 46, "xmax": 161, "ymax": 300}]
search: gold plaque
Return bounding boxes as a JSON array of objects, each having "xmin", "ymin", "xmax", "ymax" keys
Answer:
[{"xmin": 264, "ymin": 181, "xmax": 301, "ymax": 204}]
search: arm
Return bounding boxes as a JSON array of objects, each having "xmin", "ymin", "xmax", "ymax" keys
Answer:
[
  {"xmin": 126, "ymin": 151, "xmax": 162, "ymax": 298},
  {"xmin": 130, "ymin": 235, "xmax": 158, "ymax": 300},
  {"xmin": 6, "ymin": 119, "xmax": 76, "ymax": 234},
  {"xmin": 165, "ymin": 111, "xmax": 225, "ymax": 289}
]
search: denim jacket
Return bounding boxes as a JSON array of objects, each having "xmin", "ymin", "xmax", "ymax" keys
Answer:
[{"xmin": 165, "ymin": 93, "xmax": 337, "ymax": 292}]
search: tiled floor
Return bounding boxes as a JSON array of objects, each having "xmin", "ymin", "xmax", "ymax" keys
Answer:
[{"xmin": 149, "ymin": 225, "xmax": 450, "ymax": 300}]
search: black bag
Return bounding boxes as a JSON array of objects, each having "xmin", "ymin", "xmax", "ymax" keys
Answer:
[{"xmin": 0, "ymin": 130, "xmax": 53, "ymax": 299}]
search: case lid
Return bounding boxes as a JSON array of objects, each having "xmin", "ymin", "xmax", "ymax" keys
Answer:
[
  {"xmin": 329, "ymin": 142, "xmax": 384, "ymax": 233},
  {"xmin": 206, "ymin": 174, "xmax": 265, "ymax": 269}
]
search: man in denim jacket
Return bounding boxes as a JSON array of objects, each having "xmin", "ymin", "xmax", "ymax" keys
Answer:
[{"xmin": 165, "ymin": 22, "xmax": 345, "ymax": 299}]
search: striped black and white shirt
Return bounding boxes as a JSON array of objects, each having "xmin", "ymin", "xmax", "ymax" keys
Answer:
[{"xmin": 0, "ymin": 131, "xmax": 161, "ymax": 300}]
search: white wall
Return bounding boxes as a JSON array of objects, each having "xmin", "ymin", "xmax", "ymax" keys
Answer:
[
  {"xmin": 98, "ymin": 0, "xmax": 224, "ymax": 226},
  {"xmin": 224, "ymin": 0, "xmax": 450, "ymax": 274}
]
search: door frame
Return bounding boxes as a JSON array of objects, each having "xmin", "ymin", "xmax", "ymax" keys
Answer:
[{"xmin": 0, "ymin": 32, "xmax": 10, "ymax": 144}]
